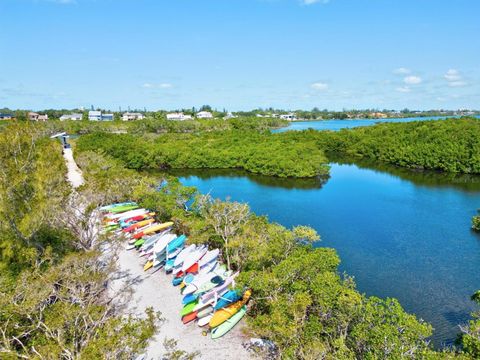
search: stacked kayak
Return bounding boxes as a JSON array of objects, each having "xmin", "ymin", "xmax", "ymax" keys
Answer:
[{"xmin": 100, "ymin": 201, "xmax": 250, "ymax": 340}]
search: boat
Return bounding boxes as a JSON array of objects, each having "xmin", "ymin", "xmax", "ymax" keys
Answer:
[
  {"xmin": 197, "ymin": 305, "xmax": 213, "ymax": 319},
  {"xmin": 182, "ymin": 311, "xmax": 197, "ymax": 324},
  {"xmin": 183, "ymin": 265, "xmax": 229, "ymax": 295},
  {"xmin": 106, "ymin": 208, "xmax": 148, "ymax": 221},
  {"xmin": 108, "ymin": 204, "xmax": 139, "ymax": 214},
  {"xmin": 211, "ymin": 306, "xmax": 246, "ymax": 339},
  {"xmin": 209, "ymin": 290, "xmax": 251, "ymax": 328},
  {"xmin": 197, "ymin": 314, "xmax": 213, "ymax": 327},
  {"xmin": 181, "ymin": 246, "xmax": 207, "ymax": 273},
  {"xmin": 200, "ymin": 272, "xmax": 239, "ymax": 304},
  {"xmin": 214, "ymin": 289, "xmax": 242, "ymax": 311},
  {"xmin": 132, "ymin": 221, "xmax": 173, "ymax": 239},
  {"xmin": 123, "ymin": 218, "xmax": 155, "ymax": 233},
  {"xmin": 100, "ymin": 202, "xmax": 137, "ymax": 211},
  {"xmin": 180, "ymin": 300, "xmax": 198, "ymax": 316},
  {"xmin": 198, "ymin": 249, "xmax": 220, "ymax": 269}
]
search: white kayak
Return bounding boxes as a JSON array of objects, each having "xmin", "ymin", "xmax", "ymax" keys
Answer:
[
  {"xmin": 107, "ymin": 209, "xmax": 148, "ymax": 221},
  {"xmin": 181, "ymin": 246, "xmax": 208, "ymax": 273},
  {"xmin": 197, "ymin": 314, "xmax": 213, "ymax": 327},
  {"xmin": 200, "ymin": 272, "xmax": 239, "ymax": 304},
  {"xmin": 147, "ymin": 234, "xmax": 177, "ymax": 261},
  {"xmin": 198, "ymin": 249, "xmax": 220, "ymax": 268},
  {"xmin": 183, "ymin": 265, "xmax": 229, "ymax": 296},
  {"xmin": 173, "ymin": 244, "xmax": 197, "ymax": 268},
  {"xmin": 141, "ymin": 230, "xmax": 170, "ymax": 251}
]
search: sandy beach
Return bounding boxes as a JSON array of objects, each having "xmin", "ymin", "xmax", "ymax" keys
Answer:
[{"xmin": 112, "ymin": 245, "xmax": 253, "ymax": 359}]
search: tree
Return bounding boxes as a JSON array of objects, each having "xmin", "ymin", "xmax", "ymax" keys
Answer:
[{"xmin": 198, "ymin": 195, "xmax": 250, "ymax": 269}]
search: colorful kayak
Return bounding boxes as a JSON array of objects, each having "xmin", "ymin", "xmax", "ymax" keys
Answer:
[
  {"xmin": 172, "ymin": 276, "xmax": 184, "ymax": 286},
  {"xmin": 209, "ymin": 290, "xmax": 251, "ymax": 328},
  {"xmin": 100, "ymin": 202, "xmax": 137, "ymax": 211},
  {"xmin": 144, "ymin": 260, "xmax": 153, "ymax": 271},
  {"xmin": 197, "ymin": 305, "xmax": 213, "ymax": 319},
  {"xmin": 166, "ymin": 234, "xmax": 186, "ymax": 254},
  {"xmin": 182, "ymin": 293, "xmax": 199, "ymax": 305},
  {"xmin": 182, "ymin": 311, "xmax": 197, "ymax": 324},
  {"xmin": 198, "ymin": 314, "xmax": 213, "ymax": 327},
  {"xmin": 214, "ymin": 289, "xmax": 242, "ymax": 311},
  {"xmin": 108, "ymin": 204, "xmax": 139, "ymax": 213},
  {"xmin": 200, "ymin": 272, "xmax": 239, "ymax": 304},
  {"xmin": 123, "ymin": 218, "xmax": 155, "ymax": 233},
  {"xmin": 132, "ymin": 222, "xmax": 173, "ymax": 239},
  {"xmin": 211, "ymin": 306, "xmax": 246, "ymax": 339},
  {"xmin": 181, "ymin": 300, "xmax": 198, "ymax": 316},
  {"xmin": 181, "ymin": 246, "xmax": 207, "ymax": 273}
]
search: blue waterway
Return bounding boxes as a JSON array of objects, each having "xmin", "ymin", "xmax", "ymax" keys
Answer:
[
  {"xmin": 178, "ymin": 164, "xmax": 480, "ymax": 346},
  {"xmin": 273, "ymin": 116, "xmax": 477, "ymax": 132}
]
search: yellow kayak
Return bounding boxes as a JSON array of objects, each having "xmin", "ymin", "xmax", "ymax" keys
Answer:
[
  {"xmin": 143, "ymin": 221, "xmax": 174, "ymax": 236},
  {"xmin": 144, "ymin": 260, "xmax": 154, "ymax": 271},
  {"xmin": 209, "ymin": 289, "xmax": 251, "ymax": 328}
]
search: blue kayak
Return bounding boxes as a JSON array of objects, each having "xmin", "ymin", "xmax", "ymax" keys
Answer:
[
  {"xmin": 167, "ymin": 234, "xmax": 186, "ymax": 253},
  {"xmin": 172, "ymin": 276, "xmax": 184, "ymax": 286},
  {"xmin": 182, "ymin": 293, "xmax": 199, "ymax": 305},
  {"xmin": 214, "ymin": 289, "xmax": 242, "ymax": 311}
]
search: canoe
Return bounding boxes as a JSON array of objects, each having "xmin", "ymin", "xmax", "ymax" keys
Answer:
[
  {"xmin": 165, "ymin": 258, "xmax": 175, "ymax": 272},
  {"xmin": 144, "ymin": 260, "xmax": 153, "ymax": 271},
  {"xmin": 157, "ymin": 234, "xmax": 185, "ymax": 255},
  {"xmin": 200, "ymin": 272, "xmax": 239, "ymax": 304},
  {"xmin": 182, "ymin": 311, "xmax": 197, "ymax": 324},
  {"xmin": 181, "ymin": 300, "xmax": 198, "ymax": 316},
  {"xmin": 147, "ymin": 233, "xmax": 176, "ymax": 255},
  {"xmin": 214, "ymin": 289, "xmax": 242, "ymax": 311},
  {"xmin": 181, "ymin": 247, "xmax": 207, "ymax": 272},
  {"xmin": 183, "ymin": 265, "xmax": 228, "ymax": 295},
  {"xmin": 197, "ymin": 305, "xmax": 213, "ymax": 319},
  {"xmin": 120, "ymin": 213, "xmax": 154, "ymax": 228},
  {"xmin": 166, "ymin": 234, "xmax": 186, "ymax": 253},
  {"xmin": 132, "ymin": 222, "xmax": 173, "ymax": 239},
  {"xmin": 193, "ymin": 288, "xmax": 229, "ymax": 312},
  {"xmin": 167, "ymin": 245, "xmax": 184, "ymax": 259},
  {"xmin": 172, "ymin": 276, "xmax": 184, "ymax": 286},
  {"xmin": 209, "ymin": 290, "xmax": 251, "ymax": 328},
  {"xmin": 108, "ymin": 204, "xmax": 139, "ymax": 214},
  {"xmin": 106, "ymin": 208, "xmax": 148, "ymax": 222},
  {"xmin": 185, "ymin": 263, "xmax": 199, "ymax": 274},
  {"xmin": 100, "ymin": 202, "xmax": 137, "ymax": 211},
  {"xmin": 197, "ymin": 314, "xmax": 213, "ymax": 327},
  {"xmin": 123, "ymin": 218, "xmax": 155, "ymax": 233},
  {"xmin": 193, "ymin": 275, "xmax": 226, "ymax": 295},
  {"xmin": 173, "ymin": 244, "xmax": 197, "ymax": 268},
  {"xmin": 198, "ymin": 249, "xmax": 220, "ymax": 268},
  {"xmin": 182, "ymin": 293, "xmax": 198, "ymax": 305},
  {"xmin": 211, "ymin": 306, "xmax": 246, "ymax": 339}
]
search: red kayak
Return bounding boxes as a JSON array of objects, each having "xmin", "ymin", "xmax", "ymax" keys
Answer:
[
  {"xmin": 182, "ymin": 311, "xmax": 198, "ymax": 324},
  {"xmin": 185, "ymin": 263, "xmax": 199, "ymax": 274}
]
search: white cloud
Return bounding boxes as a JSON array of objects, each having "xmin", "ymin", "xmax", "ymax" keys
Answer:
[
  {"xmin": 444, "ymin": 69, "xmax": 461, "ymax": 81},
  {"xmin": 301, "ymin": 0, "xmax": 330, "ymax": 5},
  {"xmin": 403, "ymin": 75, "xmax": 422, "ymax": 85},
  {"xmin": 396, "ymin": 86, "xmax": 411, "ymax": 93},
  {"xmin": 444, "ymin": 69, "xmax": 467, "ymax": 87},
  {"xmin": 311, "ymin": 82, "xmax": 329, "ymax": 91},
  {"xmin": 142, "ymin": 82, "xmax": 173, "ymax": 89},
  {"xmin": 393, "ymin": 67, "xmax": 411, "ymax": 75}
]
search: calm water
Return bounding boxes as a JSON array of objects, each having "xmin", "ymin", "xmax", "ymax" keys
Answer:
[
  {"xmin": 274, "ymin": 116, "xmax": 461, "ymax": 132},
  {"xmin": 176, "ymin": 163, "xmax": 480, "ymax": 346}
]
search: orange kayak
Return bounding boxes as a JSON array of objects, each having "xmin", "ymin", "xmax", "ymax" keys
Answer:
[
  {"xmin": 182, "ymin": 311, "xmax": 197, "ymax": 324},
  {"xmin": 209, "ymin": 289, "xmax": 251, "ymax": 328}
]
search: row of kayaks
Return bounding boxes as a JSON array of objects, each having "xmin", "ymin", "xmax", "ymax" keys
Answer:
[{"xmin": 101, "ymin": 202, "xmax": 251, "ymax": 339}]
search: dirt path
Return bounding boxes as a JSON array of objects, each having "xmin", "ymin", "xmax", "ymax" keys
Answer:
[{"xmin": 63, "ymin": 148, "xmax": 84, "ymax": 188}]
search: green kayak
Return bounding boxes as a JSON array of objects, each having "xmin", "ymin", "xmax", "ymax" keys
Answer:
[
  {"xmin": 211, "ymin": 306, "xmax": 246, "ymax": 339},
  {"xmin": 134, "ymin": 238, "xmax": 145, "ymax": 247},
  {"xmin": 109, "ymin": 205, "xmax": 139, "ymax": 214},
  {"xmin": 180, "ymin": 299, "xmax": 198, "ymax": 317}
]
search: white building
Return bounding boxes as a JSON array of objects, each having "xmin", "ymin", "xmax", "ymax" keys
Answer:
[
  {"xmin": 88, "ymin": 111, "xmax": 113, "ymax": 121},
  {"xmin": 196, "ymin": 111, "xmax": 213, "ymax": 119},
  {"xmin": 60, "ymin": 113, "xmax": 83, "ymax": 121},
  {"xmin": 279, "ymin": 113, "xmax": 297, "ymax": 121},
  {"xmin": 88, "ymin": 111, "xmax": 102, "ymax": 121},
  {"xmin": 122, "ymin": 112, "xmax": 145, "ymax": 121},
  {"xmin": 166, "ymin": 112, "xmax": 193, "ymax": 121},
  {"xmin": 224, "ymin": 112, "xmax": 237, "ymax": 119}
]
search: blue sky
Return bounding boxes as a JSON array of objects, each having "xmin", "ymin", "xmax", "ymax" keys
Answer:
[{"xmin": 1, "ymin": 0, "xmax": 479, "ymax": 111}]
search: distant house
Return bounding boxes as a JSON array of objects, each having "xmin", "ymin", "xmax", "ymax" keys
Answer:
[
  {"xmin": 88, "ymin": 111, "xmax": 102, "ymax": 121},
  {"xmin": 196, "ymin": 111, "xmax": 213, "ymax": 119},
  {"xmin": 0, "ymin": 113, "xmax": 13, "ymax": 120},
  {"xmin": 122, "ymin": 112, "xmax": 145, "ymax": 121},
  {"xmin": 88, "ymin": 111, "xmax": 113, "ymax": 121},
  {"xmin": 29, "ymin": 112, "xmax": 48, "ymax": 121},
  {"xmin": 166, "ymin": 112, "xmax": 193, "ymax": 121},
  {"xmin": 60, "ymin": 113, "xmax": 83, "ymax": 121},
  {"xmin": 102, "ymin": 113, "xmax": 114, "ymax": 121},
  {"xmin": 279, "ymin": 113, "xmax": 297, "ymax": 121}
]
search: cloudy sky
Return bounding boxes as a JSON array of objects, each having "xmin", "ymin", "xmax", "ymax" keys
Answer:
[{"xmin": 0, "ymin": 0, "xmax": 479, "ymax": 111}]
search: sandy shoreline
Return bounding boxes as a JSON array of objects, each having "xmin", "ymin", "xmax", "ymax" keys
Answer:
[{"xmin": 111, "ymin": 245, "xmax": 252, "ymax": 359}]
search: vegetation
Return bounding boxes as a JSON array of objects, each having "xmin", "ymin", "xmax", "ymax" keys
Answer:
[
  {"xmin": 76, "ymin": 131, "xmax": 329, "ymax": 178},
  {"xmin": 321, "ymin": 118, "xmax": 480, "ymax": 174},
  {"xmin": 472, "ymin": 214, "xmax": 480, "ymax": 231}
]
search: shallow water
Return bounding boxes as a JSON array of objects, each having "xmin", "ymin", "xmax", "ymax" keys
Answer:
[
  {"xmin": 176, "ymin": 163, "xmax": 480, "ymax": 346},
  {"xmin": 273, "ymin": 116, "xmax": 469, "ymax": 132}
]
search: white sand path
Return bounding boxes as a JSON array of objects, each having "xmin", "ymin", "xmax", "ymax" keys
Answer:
[
  {"xmin": 63, "ymin": 148, "xmax": 84, "ymax": 188},
  {"xmin": 112, "ymin": 246, "xmax": 253, "ymax": 359}
]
